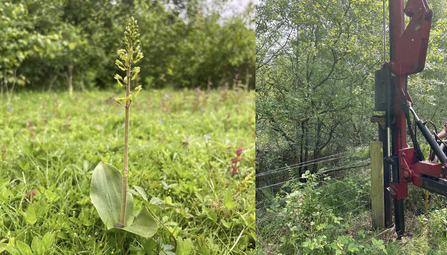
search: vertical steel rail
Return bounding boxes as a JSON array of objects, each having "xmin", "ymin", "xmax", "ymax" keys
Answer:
[
  {"xmin": 389, "ymin": 0, "xmax": 406, "ymax": 236},
  {"xmin": 379, "ymin": 126, "xmax": 393, "ymax": 227}
]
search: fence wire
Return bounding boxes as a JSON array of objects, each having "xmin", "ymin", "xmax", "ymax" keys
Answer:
[
  {"xmin": 256, "ymin": 159, "xmax": 372, "ymax": 254},
  {"xmin": 256, "ymin": 150, "xmax": 447, "ymax": 254}
]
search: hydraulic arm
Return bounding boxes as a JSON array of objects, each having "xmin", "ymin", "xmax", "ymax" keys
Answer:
[{"xmin": 375, "ymin": 0, "xmax": 447, "ymax": 236}]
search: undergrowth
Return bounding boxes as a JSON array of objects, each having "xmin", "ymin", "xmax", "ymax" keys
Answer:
[{"xmin": 257, "ymin": 165, "xmax": 447, "ymax": 254}]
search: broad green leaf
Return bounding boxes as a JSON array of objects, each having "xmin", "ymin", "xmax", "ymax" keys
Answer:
[
  {"xmin": 41, "ymin": 232, "xmax": 54, "ymax": 251},
  {"xmin": 31, "ymin": 236, "xmax": 41, "ymax": 255},
  {"xmin": 90, "ymin": 162, "xmax": 134, "ymax": 229},
  {"xmin": 122, "ymin": 206, "xmax": 158, "ymax": 238},
  {"xmin": 177, "ymin": 238, "xmax": 193, "ymax": 255},
  {"xmin": 132, "ymin": 185, "xmax": 147, "ymax": 202},
  {"xmin": 223, "ymin": 189, "xmax": 238, "ymax": 210},
  {"xmin": 204, "ymin": 208, "xmax": 217, "ymax": 223},
  {"xmin": 6, "ymin": 246, "xmax": 20, "ymax": 255},
  {"xmin": 221, "ymin": 219, "xmax": 231, "ymax": 229},
  {"xmin": 26, "ymin": 205, "xmax": 37, "ymax": 225},
  {"xmin": 91, "ymin": 163, "xmax": 158, "ymax": 238},
  {"xmin": 16, "ymin": 241, "xmax": 32, "ymax": 254},
  {"xmin": 0, "ymin": 177, "xmax": 9, "ymax": 190}
]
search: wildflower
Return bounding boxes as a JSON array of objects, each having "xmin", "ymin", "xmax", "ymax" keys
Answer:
[
  {"xmin": 27, "ymin": 189, "xmax": 36, "ymax": 197},
  {"xmin": 158, "ymin": 119, "xmax": 162, "ymax": 123},
  {"xmin": 236, "ymin": 147, "xmax": 243, "ymax": 157},
  {"xmin": 228, "ymin": 147, "xmax": 243, "ymax": 177},
  {"xmin": 7, "ymin": 107, "xmax": 13, "ymax": 111},
  {"xmin": 101, "ymin": 107, "xmax": 104, "ymax": 111},
  {"xmin": 37, "ymin": 113, "xmax": 40, "ymax": 116},
  {"xmin": 200, "ymin": 107, "xmax": 203, "ymax": 111},
  {"xmin": 26, "ymin": 189, "xmax": 37, "ymax": 203},
  {"xmin": 50, "ymin": 114, "xmax": 54, "ymax": 117},
  {"xmin": 118, "ymin": 111, "xmax": 122, "ymax": 115},
  {"xmin": 205, "ymin": 134, "xmax": 210, "ymax": 139}
]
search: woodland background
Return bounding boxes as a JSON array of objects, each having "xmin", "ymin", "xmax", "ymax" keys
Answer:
[
  {"xmin": 1, "ymin": 0, "xmax": 254, "ymax": 94},
  {"xmin": 256, "ymin": 0, "xmax": 447, "ymax": 176},
  {"xmin": 256, "ymin": 0, "xmax": 447, "ymax": 253}
]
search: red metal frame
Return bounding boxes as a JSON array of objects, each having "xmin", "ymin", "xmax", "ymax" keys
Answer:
[
  {"xmin": 388, "ymin": 0, "xmax": 438, "ymax": 200},
  {"xmin": 389, "ymin": 0, "xmax": 432, "ymax": 75},
  {"xmin": 389, "ymin": 148, "xmax": 445, "ymax": 200}
]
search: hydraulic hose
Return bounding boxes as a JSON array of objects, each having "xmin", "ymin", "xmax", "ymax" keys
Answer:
[{"xmin": 410, "ymin": 106, "xmax": 447, "ymax": 164}]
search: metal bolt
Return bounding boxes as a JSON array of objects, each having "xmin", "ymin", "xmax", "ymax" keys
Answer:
[{"xmin": 403, "ymin": 170, "xmax": 410, "ymax": 179}]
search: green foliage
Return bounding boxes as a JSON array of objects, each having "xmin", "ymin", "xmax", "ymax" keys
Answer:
[
  {"xmin": 257, "ymin": 169, "xmax": 388, "ymax": 254},
  {"xmin": 1, "ymin": 0, "xmax": 254, "ymax": 93},
  {"xmin": 258, "ymin": 166, "xmax": 447, "ymax": 254},
  {"xmin": 90, "ymin": 162, "xmax": 159, "ymax": 237},
  {"xmin": 256, "ymin": 0, "xmax": 382, "ymax": 175},
  {"xmin": 0, "ymin": 1, "xmax": 60, "ymax": 103},
  {"xmin": 0, "ymin": 89, "xmax": 255, "ymax": 253}
]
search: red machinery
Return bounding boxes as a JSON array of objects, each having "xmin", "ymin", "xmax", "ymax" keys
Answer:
[{"xmin": 375, "ymin": 0, "xmax": 447, "ymax": 236}]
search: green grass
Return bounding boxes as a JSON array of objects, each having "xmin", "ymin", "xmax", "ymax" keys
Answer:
[{"xmin": 0, "ymin": 88, "xmax": 255, "ymax": 254}]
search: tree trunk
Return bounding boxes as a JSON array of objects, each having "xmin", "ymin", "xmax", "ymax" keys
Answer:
[
  {"xmin": 299, "ymin": 121, "xmax": 305, "ymax": 176},
  {"xmin": 47, "ymin": 74, "xmax": 58, "ymax": 92},
  {"xmin": 313, "ymin": 121, "xmax": 323, "ymax": 173},
  {"xmin": 304, "ymin": 121, "xmax": 309, "ymax": 170}
]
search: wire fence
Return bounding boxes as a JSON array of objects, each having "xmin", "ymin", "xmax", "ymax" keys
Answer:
[
  {"xmin": 256, "ymin": 158, "xmax": 371, "ymax": 213},
  {"xmin": 256, "ymin": 147, "xmax": 369, "ymax": 196},
  {"xmin": 256, "ymin": 149, "xmax": 447, "ymax": 254},
  {"xmin": 256, "ymin": 158, "xmax": 372, "ymax": 254}
]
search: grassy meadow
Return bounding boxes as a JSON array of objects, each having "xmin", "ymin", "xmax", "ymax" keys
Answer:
[{"xmin": 0, "ymin": 88, "xmax": 255, "ymax": 254}]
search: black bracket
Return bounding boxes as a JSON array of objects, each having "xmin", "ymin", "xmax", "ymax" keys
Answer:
[{"xmin": 375, "ymin": 67, "xmax": 395, "ymax": 128}]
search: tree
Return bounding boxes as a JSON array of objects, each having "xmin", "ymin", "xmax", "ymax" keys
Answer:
[{"xmin": 256, "ymin": 0, "xmax": 383, "ymax": 174}]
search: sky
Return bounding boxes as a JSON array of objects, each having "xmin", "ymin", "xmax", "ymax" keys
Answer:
[
  {"xmin": 204, "ymin": 0, "xmax": 254, "ymax": 27},
  {"xmin": 217, "ymin": 0, "xmax": 253, "ymax": 17}
]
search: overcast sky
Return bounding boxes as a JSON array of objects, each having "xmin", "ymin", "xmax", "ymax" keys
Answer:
[
  {"xmin": 220, "ymin": 0, "xmax": 252, "ymax": 16},
  {"xmin": 202, "ymin": 0, "xmax": 253, "ymax": 18}
]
